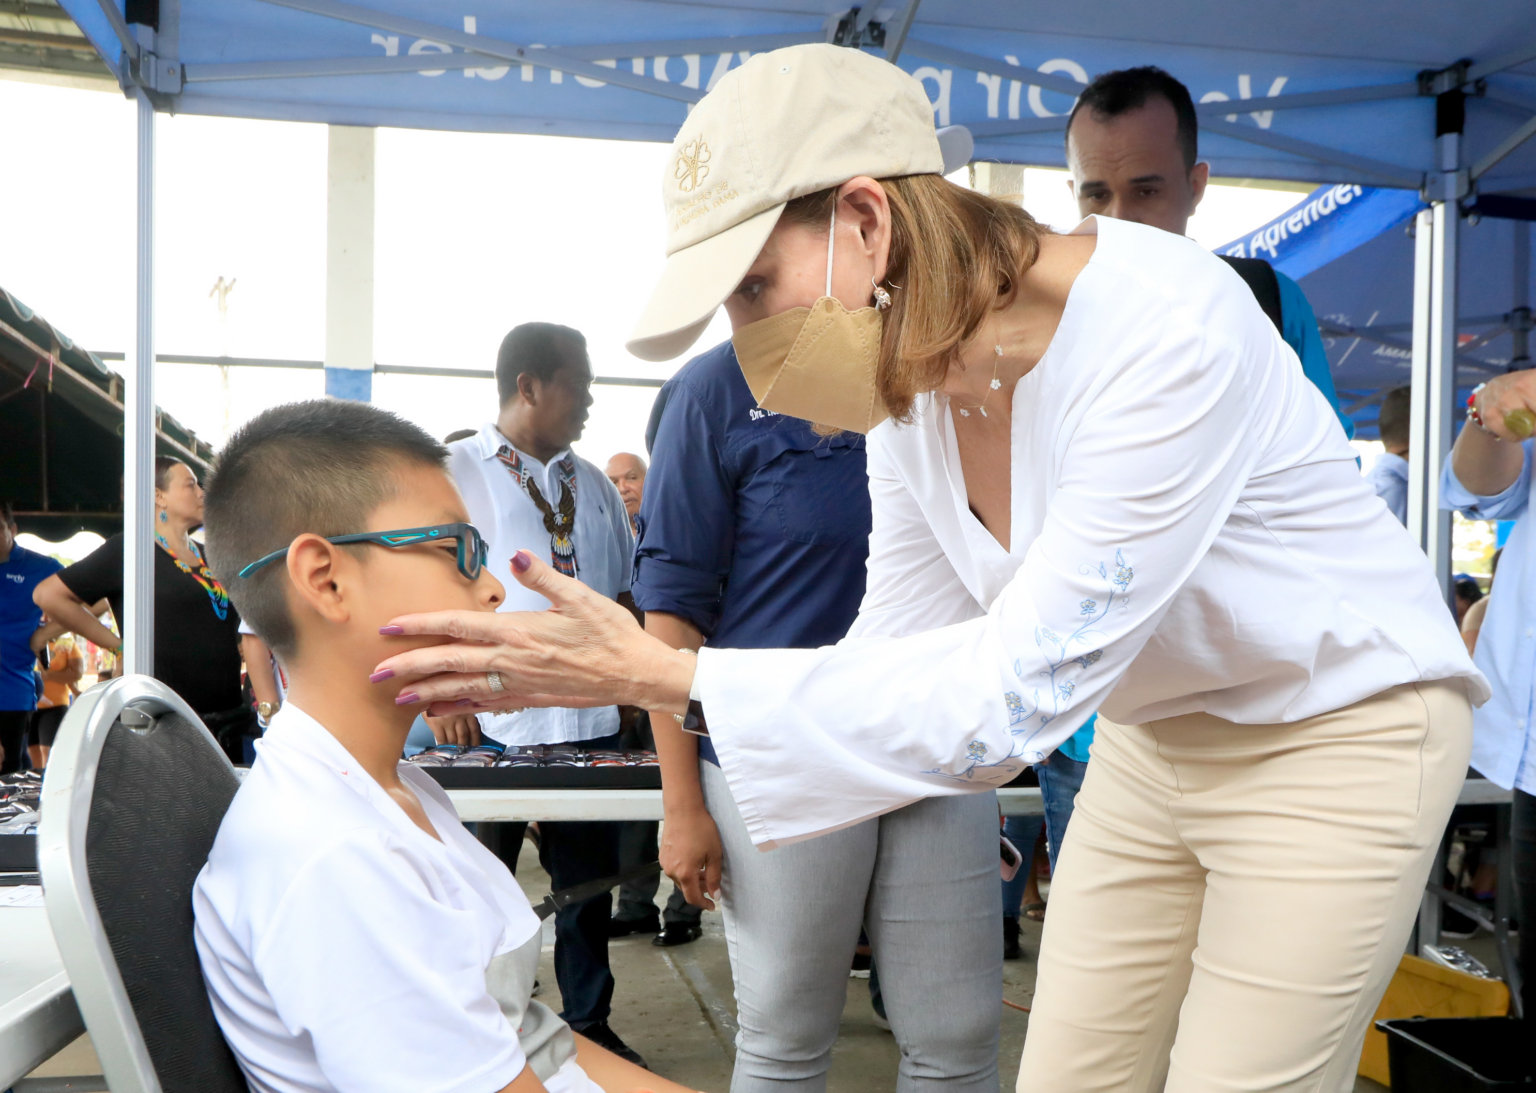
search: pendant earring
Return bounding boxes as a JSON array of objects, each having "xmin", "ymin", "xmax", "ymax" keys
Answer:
[
  {"xmin": 871, "ymin": 277, "xmax": 892, "ymax": 312},
  {"xmin": 158, "ymin": 510, "xmax": 167, "ymax": 523}
]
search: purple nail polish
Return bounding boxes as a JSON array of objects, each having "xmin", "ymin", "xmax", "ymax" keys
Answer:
[
  {"xmin": 395, "ymin": 691, "xmax": 420, "ymax": 705},
  {"xmin": 379, "ymin": 625, "xmax": 405, "ymax": 635},
  {"xmin": 511, "ymin": 550, "xmax": 531, "ymax": 574},
  {"xmin": 455, "ymin": 698, "xmax": 474, "ymax": 707},
  {"xmin": 369, "ymin": 669, "xmax": 394, "ymax": 683}
]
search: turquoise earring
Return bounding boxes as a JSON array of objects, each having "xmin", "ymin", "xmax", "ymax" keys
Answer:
[{"xmin": 159, "ymin": 511, "xmax": 167, "ymax": 523}]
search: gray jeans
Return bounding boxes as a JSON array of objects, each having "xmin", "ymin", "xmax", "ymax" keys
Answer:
[{"xmin": 702, "ymin": 760, "xmax": 1001, "ymax": 1093}]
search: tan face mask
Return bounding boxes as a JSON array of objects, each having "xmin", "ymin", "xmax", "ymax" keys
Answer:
[{"xmin": 732, "ymin": 204, "xmax": 890, "ymax": 435}]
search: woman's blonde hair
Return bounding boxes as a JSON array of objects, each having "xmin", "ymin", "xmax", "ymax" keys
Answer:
[{"xmin": 782, "ymin": 174, "xmax": 1046, "ymax": 422}]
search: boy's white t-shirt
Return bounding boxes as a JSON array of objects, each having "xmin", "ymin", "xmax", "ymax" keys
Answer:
[{"xmin": 192, "ymin": 705, "xmax": 596, "ymax": 1093}]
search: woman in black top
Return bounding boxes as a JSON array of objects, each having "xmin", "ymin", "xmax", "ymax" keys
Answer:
[{"xmin": 34, "ymin": 457, "xmax": 248, "ymax": 761}]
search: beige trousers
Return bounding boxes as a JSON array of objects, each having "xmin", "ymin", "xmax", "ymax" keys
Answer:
[{"xmin": 1017, "ymin": 681, "xmax": 1472, "ymax": 1093}]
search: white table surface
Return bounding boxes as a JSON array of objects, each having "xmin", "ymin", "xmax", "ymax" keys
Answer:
[
  {"xmin": 444, "ymin": 785, "xmax": 1047, "ymax": 821},
  {"xmin": 0, "ymin": 905, "xmax": 83, "ymax": 1089}
]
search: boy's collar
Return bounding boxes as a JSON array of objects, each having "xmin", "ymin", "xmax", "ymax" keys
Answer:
[{"xmin": 261, "ymin": 703, "xmax": 388, "ymax": 802}]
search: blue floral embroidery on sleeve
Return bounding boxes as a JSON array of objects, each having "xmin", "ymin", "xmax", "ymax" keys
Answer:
[
  {"xmin": 926, "ymin": 549, "xmax": 1136, "ymax": 785},
  {"xmin": 1008, "ymin": 549, "xmax": 1135, "ymax": 753}
]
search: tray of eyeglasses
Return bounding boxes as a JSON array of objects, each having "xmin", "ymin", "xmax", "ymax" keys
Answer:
[
  {"xmin": 0, "ymin": 772, "xmax": 43, "ymax": 872},
  {"xmin": 408, "ymin": 744, "xmax": 663, "ymax": 789}
]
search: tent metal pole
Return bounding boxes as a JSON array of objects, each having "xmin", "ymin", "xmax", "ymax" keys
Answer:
[
  {"xmin": 93, "ymin": 0, "xmax": 139, "ymax": 62},
  {"xmin": 124, "ymin": 86, "xmax": 156, "ymax": 675},
  {"xmin": 1407, "ymin": 207, "xmax": 1434, "ymax": 553},
  {"xmin": 1467, "ymin": 40, "xmax": 1536, "ymax": 84},
  {"xmin": 884, "ymin": 0, "xmax": 919, "ymax": 63},
  {"xmin": 1470, "ymin": 111, "xmax": 1536, "ymax": 181},
  {"xmin": 1425, "ymin": 195, "xmax": 1458, "ymax": 601},
  {"xmin": 1408, "ymin": 199, "xmax": 1441, "ymax": 953}
]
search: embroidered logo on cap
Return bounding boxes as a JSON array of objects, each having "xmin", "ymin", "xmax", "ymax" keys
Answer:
[{"xmin": 674, "ymin": 138, "xmax": 712, "ymax": 192}]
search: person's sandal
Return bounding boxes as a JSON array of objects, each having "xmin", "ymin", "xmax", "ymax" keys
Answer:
[{"xmin": 1024, "ymin": 901, "xmax": 1046, "ymax": 922}]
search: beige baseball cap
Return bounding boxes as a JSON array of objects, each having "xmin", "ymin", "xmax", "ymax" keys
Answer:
[{"xmin": 627, "ymin": 43, "xmax": 970, "ymax": 363}]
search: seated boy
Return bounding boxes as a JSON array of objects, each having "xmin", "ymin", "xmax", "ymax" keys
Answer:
[{"xmin": 196, "ymin": 400, "xmax": 693, "ymax": 1093}]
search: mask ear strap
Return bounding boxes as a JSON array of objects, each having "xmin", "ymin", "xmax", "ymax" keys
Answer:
[{"xmin": 825, "ymin": 199, "xmax": 837, "ymax": 299}]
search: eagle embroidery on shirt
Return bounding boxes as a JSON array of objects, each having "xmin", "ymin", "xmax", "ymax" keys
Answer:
[{"xmin": 496, "ymin": 445, "xmax": 579, "ymax": 578}]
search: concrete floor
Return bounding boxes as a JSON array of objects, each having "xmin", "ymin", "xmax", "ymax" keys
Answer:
[
  {"xmin": 530, "ymin": 858, "xmax": 1036, "ymax": 1091},
  {"xmin": 28, "ymin": 855, "xmax": 1505, "ymax": 1091}
]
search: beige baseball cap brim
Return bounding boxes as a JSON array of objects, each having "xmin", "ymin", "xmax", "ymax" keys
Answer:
[{"xmin": 626, "ymin": 202, "xmax": 785, "ymax": 363}]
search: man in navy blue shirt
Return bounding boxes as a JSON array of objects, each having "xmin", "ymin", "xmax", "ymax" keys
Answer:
[
  {"xmin": 0, "ymin": 501, "xmax": 62, "ymax": 772},
  {"xmin": 632, "ymin": 339, "xmax": 873, "ymax": 957},
  {"xmin": 635, "ymin": 342, "xmax": 1000, "ymax": 1089},
  {"xmin": 635, "ymin": 344, "xmax": 871, "ymax": 655}
]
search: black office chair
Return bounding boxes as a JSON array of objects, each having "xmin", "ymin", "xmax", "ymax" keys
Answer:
[{"xmin": 38, "ymin": 676, "xmax": 248, "ymax": 1093}]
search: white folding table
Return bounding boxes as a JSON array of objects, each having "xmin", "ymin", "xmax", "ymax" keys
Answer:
[
  {"xmin": 0, "ymin": 777, "xmax": 1512, "ymax": 1086},
  {"xmin": 0, "ymin": 905, "xmax": 83, "ymax": 1090}
]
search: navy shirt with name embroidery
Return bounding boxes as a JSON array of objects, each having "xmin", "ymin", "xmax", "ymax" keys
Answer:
[{"xmin": 634, "ymin": 339, "xmax": 872, "ymax": 669}]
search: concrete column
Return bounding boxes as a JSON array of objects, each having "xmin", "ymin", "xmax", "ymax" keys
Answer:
[
  {"xmin": 971, "ymin": 162, "xmax": 1024, "ymax": 205},
  {"xmin": 325, "ymin": 125, "xmax": 375, "ymax": 401}
]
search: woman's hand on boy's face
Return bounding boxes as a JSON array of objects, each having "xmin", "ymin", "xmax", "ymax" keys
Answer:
[{"xmin": 369, "ymin": 550, "xmax": 685, "ymax": 712}]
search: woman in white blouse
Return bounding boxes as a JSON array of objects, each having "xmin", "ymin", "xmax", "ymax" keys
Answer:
[{"xmin": 374, "ymin": 45, "xmax": 1485, "ymax": 1093}]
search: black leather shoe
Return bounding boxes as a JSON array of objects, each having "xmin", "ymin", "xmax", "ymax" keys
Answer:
[
  {"xmin": 608, "ymin": 911, "xmax": 661, "ymax": 938},
  {"xmin": 575, "ymin": 1020, "xmax": 647, "ymax": 1069},
  {"xmin": 651, "ymin": 922, "xmax": 704, "ymax": 947},
  {"xmin": 1003, "ymin": 915, "xmax": 1024, "ymax": 961}
]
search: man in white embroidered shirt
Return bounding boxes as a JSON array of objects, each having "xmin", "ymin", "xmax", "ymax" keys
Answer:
[{"xmin": 439, "ymin": 322, "xmax": 643, "ymax": 1066}]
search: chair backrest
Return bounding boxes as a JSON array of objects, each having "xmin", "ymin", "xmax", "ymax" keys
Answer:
[{"xmin": 38, "ymin": 675, "xmax": 248, "ymax": 1093}]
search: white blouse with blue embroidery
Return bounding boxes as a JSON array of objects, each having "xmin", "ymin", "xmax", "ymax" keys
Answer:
[{"xmin": 695, "ymin": 215, "xmax": 1487, "ymax": 850}]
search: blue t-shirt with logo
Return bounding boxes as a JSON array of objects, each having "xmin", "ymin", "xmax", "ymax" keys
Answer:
[{"xmin": 0, "ymin": 544, "xmax": 63, "ymax": 711}]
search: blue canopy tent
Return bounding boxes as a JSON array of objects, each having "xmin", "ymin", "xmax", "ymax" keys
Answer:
[
  {"xmin": 1216, "ymin": 184, "xmax": 1535, "ymax": 440},
  {"xmin": 53, "ymin": 0, "xmax": 1536, "ymax": 669}
]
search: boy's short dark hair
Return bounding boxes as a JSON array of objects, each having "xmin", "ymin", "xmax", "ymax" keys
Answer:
[
  {"xmin": 203, "ymin": 400, "xmax": 447, "ymax": 658},
  {"xmin": 1377, "ymin": 385, "xmax": 1412, "ymax": 448},
  {"xmin": 1067, "ymin": 66, "xmax": 1199, "ymax": 171},
  {"xmin": 1, "ymin": 499, "xmax": 14, "ymax": 527},
  {"xmin": 495, "ymin": 322, "xmax": 586, "ymax": 405}
]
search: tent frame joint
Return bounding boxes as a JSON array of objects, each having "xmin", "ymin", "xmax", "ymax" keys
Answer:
[
  {"xmin": 827, "ymin": 6, "xmax": 886, "ymax": 49},
  {"xmin": 1418, "ymin": 60, "xmax": 1472, "ymax": 98},
  {"xmin": 127, "ymin": 48, "xmax": 184, "ymax": 95},
  {"xmin": 1421, "ymin": 168, "xmax": 1470, "ymax": 204}
]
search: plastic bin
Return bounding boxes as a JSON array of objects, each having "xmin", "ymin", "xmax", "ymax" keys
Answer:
[
  {"xmin": 1378, "ymin": 1017, "xmax": 1531, "ymax": 1091},
  {"xmin": 1360, "ymin": 955, "xmax": 1511, "ymax": 1084}
]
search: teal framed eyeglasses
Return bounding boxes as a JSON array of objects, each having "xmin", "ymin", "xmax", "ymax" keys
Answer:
[{"xmin": 237, "ymin": 522, "xmax": 491, "ymax": 581}]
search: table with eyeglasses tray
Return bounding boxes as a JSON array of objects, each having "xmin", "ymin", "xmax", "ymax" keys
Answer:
[{"xmin": 0, "ymin": 780, "xmax": 1514, "ymax": 1085}]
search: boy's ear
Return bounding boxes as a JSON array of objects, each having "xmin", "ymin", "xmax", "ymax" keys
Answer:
[{"xmin": 284, "ymin": 534, "xmax": 354, "ymax": 628}]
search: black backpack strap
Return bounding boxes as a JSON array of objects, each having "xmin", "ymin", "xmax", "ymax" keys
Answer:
[{"xmin": 1217, "ymin": 254, "xmax": 1284, "ymax": 335}]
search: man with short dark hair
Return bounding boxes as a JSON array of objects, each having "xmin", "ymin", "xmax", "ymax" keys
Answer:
[
  {"xmin": 1368, "ymin": 386, "xmax": 1412, "ymax": 525},
  {"xmin": 1065, "ymin": 65, "xmax": 1354, "ymax": 438},
  {"xmin": 440, "ymin": 322, "xmax": 646, "ymax": 1067},
  {"xmin": 0, "ymin": 500, "xmax": 61, "ymax": 773}
]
